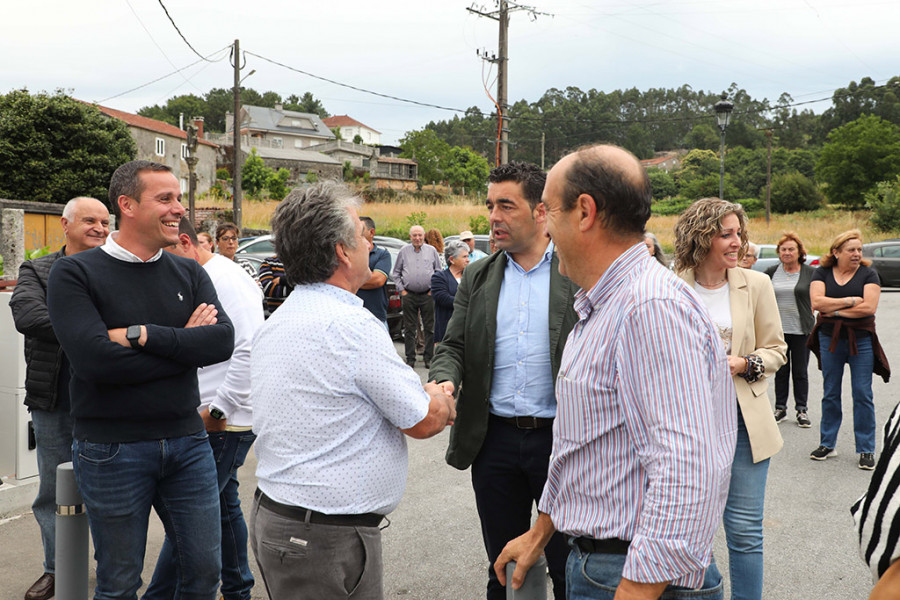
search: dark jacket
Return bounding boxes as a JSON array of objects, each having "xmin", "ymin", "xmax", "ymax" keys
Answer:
[
  {"xmin": 8, "ymin": 249, "xmax": 67, "ymax": 411},
  {"xmin": 808, "ymin": 314, "xmax": 890, "ymax": 383},
  {"xmin": 429, "ymin": 249, "xmax": 579, "ymax": 470},
  {"xmin": 765, "ymin": 263, "xmax": 816, "ymax": 334},
  {"xmin": 431, "ymin": 268, "xmax": 459, "ymax": 343}
]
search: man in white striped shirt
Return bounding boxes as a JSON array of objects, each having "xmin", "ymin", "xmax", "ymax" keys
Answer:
[{"xmin": 495, "ymin": 145, "xmax": 737, "ymax": 600}]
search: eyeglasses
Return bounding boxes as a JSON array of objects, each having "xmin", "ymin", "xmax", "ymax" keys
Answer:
[{"xmin": 218, "ymin": 236, "xmax": 238, "ymax": 242}]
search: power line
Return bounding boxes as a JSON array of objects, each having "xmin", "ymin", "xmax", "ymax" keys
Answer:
[
  {"xmin": 156, "ymin": 0, "xmax": 213, "ymax": 62},
  {"xmin": 96, "ymin": 44, "xmax": 232, "ymax": 104},
  {"xmin": 243, "ymin": 51, "xmax": 470, "ymax": 115}
]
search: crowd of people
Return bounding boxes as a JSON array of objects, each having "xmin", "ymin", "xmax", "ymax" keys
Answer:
[{"xmin": 7, "ymin": 148, "xmax": 898, "ymax": 600}]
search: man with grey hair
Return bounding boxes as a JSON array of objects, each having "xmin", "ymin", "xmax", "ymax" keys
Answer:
[
  {"xmin": 392, "ymin": 224, "xmax": 441, "ymax": 367},
  {"xmin": 250, "ymin": 181, "xmax": 455, "ymax": 599},
  {"xmin": 10, "ymin": 196, "xmax": 110, "ymax": 600}
]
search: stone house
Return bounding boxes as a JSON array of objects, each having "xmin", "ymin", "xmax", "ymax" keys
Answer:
[{"xmin": 92, "ymin": 104, "xmax": 218, "ymax": 195}]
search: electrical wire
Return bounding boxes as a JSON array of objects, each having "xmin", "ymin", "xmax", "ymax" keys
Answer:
[
  {"xmin": 156, "ymin": 0, "xmax": 213, "ymax": 62},
  {"xmin": 96, "ymin": 44, "xmax": 232, "ymax": 104}
]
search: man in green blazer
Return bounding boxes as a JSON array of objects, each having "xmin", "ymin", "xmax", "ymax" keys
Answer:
[{"xmin": 430, "ymin": 162, "xmax": 578, "ymax": 600}]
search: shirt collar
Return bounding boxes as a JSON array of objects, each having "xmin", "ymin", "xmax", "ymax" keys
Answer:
[
  {"xmin": 505, "ymin": 240, "xmax": 555, "ymax": 274},
  {"xmin": 575, "ymin": 242, "xmax": 648, "ymax": 319},
  {"xmin": 307, "ymin": 281, "xmax": 365, "ymax": 306},
  {"xmin": 100, "ymin": 231, "xmax": 164, "ymax": 263}
]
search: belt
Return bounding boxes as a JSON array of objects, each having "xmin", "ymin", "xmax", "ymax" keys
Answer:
[
  {"xmin": 254, "ymin": 488, "xmax": 384, "ymax": 528},
  {"xmin": 570, "ymin": 536, "xmax": 631, "ymax": 555},
  {"xmin": 405, "ymin": 289, "xmax": 429, "ymax": 294},
  {"xmin": 491, "ymin": 413, "xmax": 554, "ymax": 430}
]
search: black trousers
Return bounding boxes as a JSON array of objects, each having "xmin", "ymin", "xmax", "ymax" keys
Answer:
[
  {"xmin": 775, "ymin": 333, "xmax": 810, "ymax": 411},
  {"xmin": 471, "ymin": 415, "xmax": 569, "ymax": 600},
  {"xmin": 401, "ymin": 292, "xmax": 434, "ymax": 363}
]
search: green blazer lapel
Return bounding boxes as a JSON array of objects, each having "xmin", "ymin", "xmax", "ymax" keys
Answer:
[
  {"xmin": 482, "ymin": 252, "xmax": 507, "ymax": 362},
  {"xmin": 548, "ymin": 252, "xmax": 568, "ymax": 355},
  {"xmin": 729, "ymin": 267, "xmax": 750, "ymax": 355}
]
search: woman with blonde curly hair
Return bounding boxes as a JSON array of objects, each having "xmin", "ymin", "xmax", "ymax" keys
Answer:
[
  {"xmin": 674, "ymin": 197, "xmax": 786, "ymax": 600},
  {"xmin": 808, "ymin": 229, "xmax": 887, "ymax": 470}
]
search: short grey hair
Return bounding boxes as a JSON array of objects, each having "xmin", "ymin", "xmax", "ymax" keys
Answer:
[
  {"xmin": 445, "ymin": 240, "xmax": 468, "ymax": 265},
  {"xmin": 272, "ymin": 180, "xmax": 362, "ymax": 285},
  {"xmin": 62, "ymin": 196, "xmax": 102, "ymax": 220},
  {"xmin": 746, "ymin": 241, "xmax": 759, "ymax": 258}
]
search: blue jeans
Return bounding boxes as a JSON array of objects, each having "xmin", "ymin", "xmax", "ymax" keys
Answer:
[
  {"xmin": 566, "ymin": 545, "xmax": 723, "ymax": 599},
  {"xmin": 30, "ymin": 408, "xmax": 74, "ymax": 574},
  {"xmin": 818, "ymin": 332, "xmax": 876, "ymax": 453},
  {"xmin": 723, "ymin": 412, "xmax": 769, "ymax": 600},
  {"xmin": 145, "ymin": 430, "xmax": 257, "ymax": 600},
  {"xmin": 73, "ymin": 433, "xmax": 221, "ymax": 600}
]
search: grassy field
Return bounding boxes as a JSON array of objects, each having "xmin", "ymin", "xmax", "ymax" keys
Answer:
[{"xmin": 201, "ymin": 197, "xmax": 895, "ymax": 255}]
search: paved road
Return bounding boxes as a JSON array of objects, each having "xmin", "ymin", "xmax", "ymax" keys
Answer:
[{"xmin": 4, "ymin": 292, "xmax": 900, "ymax": 598}]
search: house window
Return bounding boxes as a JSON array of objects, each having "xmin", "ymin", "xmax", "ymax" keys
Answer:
[
  {"xmin": 294, "ymin": 139, "xmax": 305, "ymax": 149},
  {"xmin": 180, "ymin": 178, "xmax": 188, "ymax": 193},
  {"xmin": 272, "ymin": 137, "xmax": 283, "ymax": 149},
  {"xmin": 155, "ymin": 138, "xmax": 165, "ymax": 156},
  {"xmin": 181, "ymin": 143, "xmax": 189, "ymax": 159}
]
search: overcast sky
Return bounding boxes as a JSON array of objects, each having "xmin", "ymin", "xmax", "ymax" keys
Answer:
[{"xmin": 3, "ymin": 0, "xmax": 898, "ymax": 145}]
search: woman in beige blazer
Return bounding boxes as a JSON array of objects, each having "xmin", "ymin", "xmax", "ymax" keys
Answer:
[{"xmin": 675, "ymin": 198, "xmax": 787, "ymax": 600}]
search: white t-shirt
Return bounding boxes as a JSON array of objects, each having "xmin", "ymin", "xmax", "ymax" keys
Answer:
[{"xmin": 693, "ymin": 282, "xmax": 733, "ymax": 355}]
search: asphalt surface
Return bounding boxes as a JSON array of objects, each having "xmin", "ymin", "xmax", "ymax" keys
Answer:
[{"xmin": 4, "ymin": 292, "xmax": 900, "ymax": 599}]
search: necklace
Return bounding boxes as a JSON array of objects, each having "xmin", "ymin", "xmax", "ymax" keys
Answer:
[{"xmin": 696, "ymin": 276, "xmax": 728, "ymax": 288}]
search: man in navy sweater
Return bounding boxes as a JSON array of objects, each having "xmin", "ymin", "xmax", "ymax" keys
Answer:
[{"xmin": 47, "ymin": 160, "xmax": 234, "ymax": 600}]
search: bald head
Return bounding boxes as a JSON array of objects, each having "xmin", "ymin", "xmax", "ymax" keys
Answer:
[
  {"xmin": 61, "ymin": 197, "xmax": 110, "ymax": 255},
  {"xmin": 556, "ymin": 144, "xmax": 651, "ymax": 237},
  {"xmin": 409, "ymin": 225, "xmax": 425, "ymax": 249}
]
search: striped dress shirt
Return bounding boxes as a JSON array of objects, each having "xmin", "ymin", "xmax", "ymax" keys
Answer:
[{"xmin": 538, "ymin": 243, "xmax": 737, "ymax": 589}]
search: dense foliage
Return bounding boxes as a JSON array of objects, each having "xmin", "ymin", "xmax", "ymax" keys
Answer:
[{"xmin": 0, "ymin": 90, "xmax": 136, "ymax": 204}]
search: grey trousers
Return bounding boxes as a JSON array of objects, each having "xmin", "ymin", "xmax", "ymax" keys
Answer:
[{"xmin": 249, "ymin": 494, "xmax": 384, "ymax": 599}]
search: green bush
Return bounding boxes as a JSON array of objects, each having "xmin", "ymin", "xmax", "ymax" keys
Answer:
[
  {"xmin": 647, "ymin": 169, "xmax": 677, "ymax": 201},
  {"xmin": 305, "ymin": 172, "xmax": 318, "ymax": 184},
  {"xmin": 867, "ymin": 176, "xmax": 900, "ymax": 233},
  {"xmin": 216, "ymin": 168, "xmax": 231, "ymax": 180},
  {"xmin": 652, "ymin": 196, "xmax": 693, "ymax": 216},
  {"xmin": 406, "ymin": 211, "xmax": 428, "ymax": 228},
  {"xmin": 766, "ymin": 171, "xmax": 823, "ymax": 213},
  {"xmin": 468, "ymin": 214, "xmax": 490, "ymax": 234},
  {"xmin": 735, "ymin": 197, "xmax": 764, "ymax": 217},
  {"xmin": 267, "ymin": 168, "xmax": 290, "ymax": 201}
]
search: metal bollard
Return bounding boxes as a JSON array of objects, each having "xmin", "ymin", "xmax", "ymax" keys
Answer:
[
  {"xmin": 56, "ymin": 462, "xmax": 89, "ymax": 600},
  {"xmin": 505, "ymin": 555, "xmax": 548, "ymax": 600}
]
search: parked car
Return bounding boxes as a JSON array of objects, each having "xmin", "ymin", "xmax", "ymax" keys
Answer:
[
  {"xmin": 374, "ymin": 235, "xmax": 406, "ymax": 251},
  {"xmin": 235, "ymin": 234, "xmax": 275, "ymax": 262},
  {"xmin": 752, "ymin": 243, "xmax": 819, "ymax": 273},
  {"xmin": 444, "ymin": 234, "xmax": 491, "ymax": 255},
  {"xmin": 863, "ymin": 240, "xmax": 900, "ymax": 287}
]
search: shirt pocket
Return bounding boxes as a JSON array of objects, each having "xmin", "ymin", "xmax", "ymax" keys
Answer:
[{"xmin": 555, "ymin": 373, "xmax": 620, "ymax": 445}]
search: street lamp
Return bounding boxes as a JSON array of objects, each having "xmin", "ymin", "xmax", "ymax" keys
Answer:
[{"xmin": 714, "ymin": 93, "xmax": 734, "ymax": 199}]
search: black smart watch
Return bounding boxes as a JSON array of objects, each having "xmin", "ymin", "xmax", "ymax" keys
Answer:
[
  {"xmin": 126, "ymin": 325, "xmax": 142, "ymax": 349},
  {"xmin": 209, "ymin": 407, "xmax": 226, "ymax": 421}
]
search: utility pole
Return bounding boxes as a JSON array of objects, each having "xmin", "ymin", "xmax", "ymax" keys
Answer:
[
  {"xmin": 469, "ymin": 1, "xmax": 551, "ymax": 166},
  {"xmin": 232, "ymin": 39, "xmax": 243, "ymax": 230},
  {"xmin": 765, "ymin": 129, "xmax": 773, "ymax": 225},
  {"xmin": 541, "ymin": 131, "xmax": 545, "ymax": 170},
  {"xmin": 185, "ymin": 123, "xmax": 199, "ymax": 224}
]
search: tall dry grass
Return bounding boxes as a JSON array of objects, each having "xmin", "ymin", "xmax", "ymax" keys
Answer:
[{"xmin": 200, "ymin": 197, "xmax": 893, "ymax": 254}]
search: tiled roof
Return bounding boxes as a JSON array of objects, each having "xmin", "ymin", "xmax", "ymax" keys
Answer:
[
  {"xmin": 86, "ymin": 102, "xmax": 217, "ymax": 147},
  {"xmin": 640, "ymin": 156, "xmax": 676, "ymax": 167},
  {"xmin": 322, "ymin": 115, "xmax": 381, "ymax": 134}
]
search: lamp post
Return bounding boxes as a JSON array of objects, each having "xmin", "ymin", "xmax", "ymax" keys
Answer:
[{"xmin": 714, "ymin": 93, "xmax": 734, "ymax": 199}]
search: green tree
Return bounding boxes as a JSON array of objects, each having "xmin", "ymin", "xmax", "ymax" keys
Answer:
[
  {"xmin": 444, "ymin": 146, "xmax": 490, "ymax": 193},
  {"xmin": 241, "ymin": 149, "xmax": 271, "ymax": 197},
  {"xmin": 647, "ymin": 169, "xmax": 677, "ymax": 201},
  {"xmin": 284, "ymin": 92, "xmax": 329, "ymax": 118},
  {"xmin": 0, "ymin": 89, "xmax": 136, "ymax": 203},
  {"xmin": 817, "ymin": 114, "xmax": 900, "ymax": 208},
  {"xmin": 353, "ymin": 134, "xmax": 365, "ymax": 145},
  {"xmin": 266, "ymin": 168, "xmax": 291, "ymax": 200},
  {"xmin": 767, "ymin": 171, "xmax": 823, "ymax": 213},
  {"xmin": 866, "ymin": 176, "xmax": 900, "ymax": 232},
  {"xmin": 400, "ymin": 129, "xmax": 451, "ymax": 184},
  {"xmin": 683, "ymin": 124, "xmax": 720, "ymax": 151},
  {"xmin": 331, "ymin": 127, "xmax": 343, "ymax": 140}
]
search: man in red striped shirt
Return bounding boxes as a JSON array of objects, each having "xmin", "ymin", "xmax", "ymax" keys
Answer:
[{"xmin": 495, "ymin": 145, "xmax": 736, "ymax": 600}]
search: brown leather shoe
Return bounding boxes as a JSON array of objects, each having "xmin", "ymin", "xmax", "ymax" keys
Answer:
[{"xmin": 24, "ymin": 573, "xmax": 54, "ymax": 600}]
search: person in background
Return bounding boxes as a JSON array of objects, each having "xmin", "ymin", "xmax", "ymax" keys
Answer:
[
  {"xmin": 9, "ymin": 196, "xmax": 110, "ymax": 600},
  {"xmin": 460, "ymin": 230, "xmax": 488, "ymax": 262},
  {"xmin": 258, "ymin": 256, "xmax": 293, "ymax": 314},
  {"xmin": 765, "ymin": 232, "xmax": 815, "ymax": 428},
  {"xmin": 426, "ymin": 228, "xmax": 447, "ymax": 269},
  {"xmin": 216, "ymin": 223, "xmax": 257, "ymax": 279},
  {"xmin": 198, "ymin": 231, "xmax": 215, "ymax": 252},
  {"xmin": 808, "ymin": 229, "xmax": 888, "ymax": 470},
  {"xmin": 431, "ymin": 240, "xmax": 469, "ymax": 344},
  {"xmin": 643, "ymin": 232, "xmax": 667, "ymax": 266},
  {"xmin": 738, "ymin": 241, "xmax": 759, "ymax": 269},
  {"xmin": 489, "ymin": 234, "xmax": 499, "ymax": 254},
  {"xmin": 674, "ymin": 197, "xmax": 786, "ymax": 600},
  {"xmin": 357, "ymin": 216, "xmax": 392, "ymax": 330},
  {"xmin": 392, "ymin": 225, "xmax": 442, "ymax": 368},
  {"xmin": 147, "ymin": 218, "xmax": 264, "ymax": 600}
]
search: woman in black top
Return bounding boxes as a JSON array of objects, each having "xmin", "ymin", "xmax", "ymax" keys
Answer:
[{"xmin": 809, "ymin": 229, "xmax": 882, "ymax": 470}]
